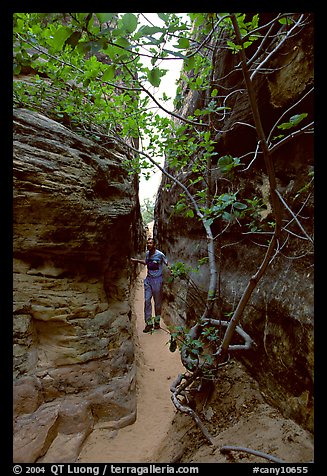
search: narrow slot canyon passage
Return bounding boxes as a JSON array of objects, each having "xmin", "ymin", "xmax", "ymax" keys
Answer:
[{"xmin": 77, "ymin": 266, "xmax": 185, "ymax": 463}]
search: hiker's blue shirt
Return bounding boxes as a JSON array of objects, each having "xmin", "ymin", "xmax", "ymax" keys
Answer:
[{"xmin": 145, "ymin": 249, "xmax": 168, "ymax": 278}]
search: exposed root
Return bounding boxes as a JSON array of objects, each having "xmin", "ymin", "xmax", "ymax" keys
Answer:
[
  {"xmin": 220, "ymin": 445, "xmax": 286, "ymax": 463},
  {"xmin": 170, "ymin": 318, "xmax": 256, "ymax": 451},
  {"xmin": 170, "ymin": 372, "xmax": 215, "ymax": 445}
]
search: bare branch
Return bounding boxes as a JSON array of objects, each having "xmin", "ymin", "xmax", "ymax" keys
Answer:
[
  {"xmin": 269, "ymin": 122, "xmax": 314, "ymax": 155},
  {"xmin": 239, "ymin": 141, "xmax": 261, "ymax": 172},
  {"xmin": 250, "ymin": 14, "xmax": 305, "ymax": 81},
  {"xmin": 267, "ymin": 87, "xmax": 314, "ymax": 144},
  {"xmin": 245, "ymin": 13, "xmax": 283, "ymax": 69},
  {"xmin": 202, "ymin": 319, "xmax": 255, "ymax": 352},
  {"xmin": 276, "ymin": 189, "xmax": 314, "ymax": 244}
]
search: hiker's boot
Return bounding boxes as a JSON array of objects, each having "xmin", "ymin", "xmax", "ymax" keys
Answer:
[{"xmin": 143, "ymin": 324, "xmax": 153, "ymax": 333}]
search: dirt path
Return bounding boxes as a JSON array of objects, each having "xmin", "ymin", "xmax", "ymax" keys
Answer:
[{"xmin": 77, "ymin": 268, "xmax": 184, "ymax": 463}]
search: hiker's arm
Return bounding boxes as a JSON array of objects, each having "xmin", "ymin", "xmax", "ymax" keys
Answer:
[{"xmin": 131, "ymin": 258, "xmax": 146, "ymax": 265}]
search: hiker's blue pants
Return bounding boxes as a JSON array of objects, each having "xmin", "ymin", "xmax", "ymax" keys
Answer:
[{"xmin": 144, "ymin": 276, "xmax": 163, "ymax": 323}]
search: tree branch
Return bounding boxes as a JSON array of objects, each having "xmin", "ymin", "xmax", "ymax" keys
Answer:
[
  {"xmin": 276, "ymin": 189, "xmax": 314, "ymax": 244},
  {"xmin": 217, "ymin": 14, "xmax": 284, "ymax": 359}
]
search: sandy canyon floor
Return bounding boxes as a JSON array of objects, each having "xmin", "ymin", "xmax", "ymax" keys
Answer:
[{"xmin": 77, "ymin": 269, "xmax": 314, "ymax": 465}]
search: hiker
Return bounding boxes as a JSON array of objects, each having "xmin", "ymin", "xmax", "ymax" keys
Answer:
[{"xmin": 131, "ymin": 237, "xmax": 171, "ymax": 333}]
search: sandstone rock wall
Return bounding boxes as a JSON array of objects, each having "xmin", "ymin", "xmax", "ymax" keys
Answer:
[
  {"xmin": 155, "ymin": 14, "xmax": 314, "ymax": 432},
  {"xmin": 13, "ymin": 108, "xmax": 144, "ymax": 462}
]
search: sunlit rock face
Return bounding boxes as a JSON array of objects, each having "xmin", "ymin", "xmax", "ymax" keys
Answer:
[
  {"xmin": 155, "ymin": 15, "xmax": 314, "ymax": 432},
  {"xmin": 13, "ymin": 108, "xmax": 144, "ymax": 462}
]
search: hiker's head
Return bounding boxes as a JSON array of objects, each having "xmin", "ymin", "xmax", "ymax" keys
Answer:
[{"xmin": 147, "ymin": 237, "xmax": 156, "ymax": 250}]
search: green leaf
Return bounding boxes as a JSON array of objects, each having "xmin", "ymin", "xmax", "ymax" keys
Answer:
[
  {"xmin": 218, "ymin": 155, "xmax": 233, "ymax": 168},
  {"xmin": 243, "ymin": 41, "xmax": 253, "ymax": 49},
  {"xmin": 279, "ymin": 17, "xmax": 293, "ymax": 25},
  {"xmin": 222, "ymin": 211, "xmax": 233, "ymax": 221},
  {"xmin": 184, "ymin": 56, "xmax": 195, "ymax": 71},
  {"xmin": 226, "ymin": 39, "xmax": 242, "ymax": 54},
  {"xmin": 185, "ymin": 209, "xmax": 194, "ymax": 218},
  {"xmin": 147, "ymin": 68, "xmax": 161, "ymax": 87},
  {"xmin": 233, "ymin": 201, "xmax": 247, "ymax": 210},
  {"xmin": 102, "ymin": 65, "xmax": 115, "ymax": 81},
  {"xmin": 159, "ymin": 49, "xmax": 185, "ymax": 59},
  {"xmin": 95, "ymin": 13, "xmax": 116, "ymax": 24},
  {"xmin": 157, "ymin": 13, "xmax": 169, "ymax": 22},
  {"xmin": 277, "ymin": 113, "xmax": 308, "ymax": 130},
  {"xmin": 135, "ymin": 25, "xmax": 164, "ymax": 38},
  {"xmin": 13, "ymin": 63, "xmax": 21, "ymax": 75},
  {"xmin": 175, "ymin": 202, "xmax": 186, "ymax": 213},
  {"xmin": 121, "ymin": 13, "xmax": 138, "ymax": 33},
  {"xmin": 221, "ymin": 193, "xmax": 233, "ymax": 203},
  {"xmin": 53, "ymin": 27, "xmax": 72, "ymax": 51},
  {"xmin": 176, "ymin": 37, "xmax": 190, "ymax": 49},
  {"xmin": 114, "ymin": 37, "xmax": 131, "ymax": 50}
]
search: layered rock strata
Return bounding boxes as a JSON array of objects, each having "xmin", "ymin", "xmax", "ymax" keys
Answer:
[{"xmin": 13, "ymin": 108, "xmax": 144, "ymax": 462}]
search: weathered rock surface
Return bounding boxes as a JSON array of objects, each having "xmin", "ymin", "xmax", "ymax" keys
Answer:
[
  {"xmin": 13, "ymin": 108, "xmax": 144, "ymax": 462},
  {"xmin": 155, "ymin": 14, "xmax": 314, "ymax": 434}
]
